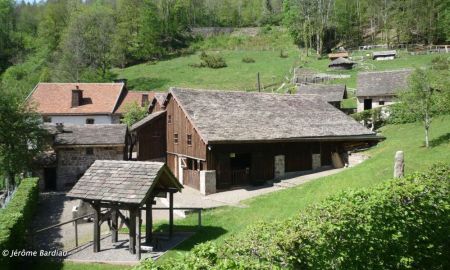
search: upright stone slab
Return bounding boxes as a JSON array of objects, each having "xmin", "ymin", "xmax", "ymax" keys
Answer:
[
  {"xmin": 394, "ymin": 151, "xmax": 404, "ymax": 178},
  {"xmin": 200, "ymin": 170, "xmax": 216, "ymax": 195},
  {"xmin": 312, "ymin": 154, "xmax": 321, "ymax": 170},
  {"xmin": 274, "ymin": 155, "xmax": 285, "ymax": 178}
]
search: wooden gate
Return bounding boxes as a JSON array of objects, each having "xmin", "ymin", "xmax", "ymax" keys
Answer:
[{"xmin": 183, "ymin": 169, "xmax": 200, "ymax": 190}]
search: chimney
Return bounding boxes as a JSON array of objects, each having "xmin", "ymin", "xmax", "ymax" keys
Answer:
[
  {"xmin": 141, "ymin": 94, "xmax": 149, "ymax": 107},
  {"xmin": 71, "ymin": 85, "xmax": 83, "ymax": 107}
]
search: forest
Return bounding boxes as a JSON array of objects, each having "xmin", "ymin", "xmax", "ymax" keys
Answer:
[{"xmin": 0, "ymin": 0, "xmax": 448, "ymax": 96}]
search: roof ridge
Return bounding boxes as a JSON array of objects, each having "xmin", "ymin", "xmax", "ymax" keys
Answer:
[{"xmin": 359, "ymin": 68, "xmax": 413, "ymax": 75}]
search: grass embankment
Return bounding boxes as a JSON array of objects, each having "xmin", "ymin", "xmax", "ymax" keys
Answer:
[{"xmin": 156, "ymin": 115, "xmax": 450, "ymax": 263}]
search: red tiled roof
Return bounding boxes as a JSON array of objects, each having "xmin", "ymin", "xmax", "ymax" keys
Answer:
[
  {"xmin": 27, "ymin": 83, "xmax": 125, "ymax": 115},
  {"xmin": 116, "ymin": 91, "xmax": 154, "ymax": 114}
]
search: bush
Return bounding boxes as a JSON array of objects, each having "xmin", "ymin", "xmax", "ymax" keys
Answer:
[
  {"xmin": 0, "ymin": 178, "xmax": 39, "ymax": 268},
  {"xmin": 351, "ymin": 107, "xmax": 386, "ymax": 129},
  {"xmin": 242, "ymin": 57, "xmax": 255, "ymax": 63},
  {"xmin": 189, "ymin": 52, "xmax": 227, "ymax": 69},
  {"xmin": 387, "ymin": 102, "xmax": 421, "ymax": 124},
  {"xmin": 279, "ymin": 49, "xmax": 288, "ymax": 58},
  {"xmin": 138, "ymin": 164, "xmax": 450, "ymax": 269}
]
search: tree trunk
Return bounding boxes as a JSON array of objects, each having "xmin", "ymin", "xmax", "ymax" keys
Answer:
[
  {"xmin": 6, "ymin": 172, "xmax": 15, "ymax": 192},
  {"xmin": 424, "ymin": 125, "xmax": 429, "ymax": 148}
]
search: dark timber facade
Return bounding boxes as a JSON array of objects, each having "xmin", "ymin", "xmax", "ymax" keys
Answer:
[{"xmin": 162, "ymin": 88, "xmax": 382, "ymax": 194}]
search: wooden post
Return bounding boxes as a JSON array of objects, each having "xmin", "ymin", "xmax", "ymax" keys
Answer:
[
  {"xmin": 394, "ymin": 151, "xmax": 404, "ymax": 178},
  {"xmin": 74, "ymin": 220, "xmax": 78, "ymax": 247},
  {"xmin": 92, "ymin": 203, "xmax": 101, "ymax": 253},
  {"xmin": 136, "ymin": 209, "xmax": 141, "ymax": 260},
  {"xmin": 111, "ymin": 209, "xmax": 118, "ymax": 243},
  {"xmin": 145, "ymin": 201, "xmax": 153, "ymax": 244},
  {"xmin": 169, "ymin": 191, "xmax": 174, "ymax": 238},
  {"xmin": 257, "ymin": 72, "xmax": 261, "ymax": 92},
  {"xmin": 129, "ymin": 208, "xmax": 136, "ymax": 254}
]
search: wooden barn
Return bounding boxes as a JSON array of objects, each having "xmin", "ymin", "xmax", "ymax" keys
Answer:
[
  {"xmin": 149, "ymin": 93, "xmax": 168, "ymax": 113},
  {"xmin": 297, "ymin": 84, "xmax": 347, "ymax": 109},
  {"xmin": 161, "ymin": 88, "xmax": 381, "ymax": 194}
]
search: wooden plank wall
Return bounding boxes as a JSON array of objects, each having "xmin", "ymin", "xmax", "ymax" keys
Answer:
[
  {"xmin": 137, "ymin": 114, "xmax": 166, "ymax": 161},
  {"xmin": 166, "ymin": 97, "xmax": 207, "ymax": 160}
]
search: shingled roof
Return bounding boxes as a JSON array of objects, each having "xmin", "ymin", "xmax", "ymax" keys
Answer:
[
  {"xmin": 67, "ymin": 161, "xmax": 182, "ymax": 204},
  {"xmin": 328, "ymin": 57, "xmax": 355, "ymax": 67},
  {"xmin": 46, "ymin": 124, "xmax": 128, "ymax": 146},
  {"xmin": 116, "ymin": 91, "xmax": 154, "ymax": 114},
  {"xmin": 130, "ymin": 111, "xmax": 166, "ymax": 131},
  {"xmin": 169, "ymin": 88, "xmax": 379, "ymax": 143},
  {"xmin": 357, "ymin": 69, "xmax": 412, "ymax": 97},
  {"xmin": 297, "ymin": 84, "xmax": 347, "ymax": 102},
  {"xmin": 373, "ymin": 50, "xmax": 397, "ymax": 57}
]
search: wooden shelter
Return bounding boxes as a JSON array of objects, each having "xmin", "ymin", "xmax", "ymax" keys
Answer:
[
  {"xmin": 372, "ymin": 50, "xmax": 397, "ymax": 60},
  {"xmin": 297, "ymin": 84, "xmax": 347, "ymax": 109},
  {"xmin": 67, "ymin": 160, "xmax": 182, "ymax": 259},
  {"xmin": 328, "ymin": 57, "xmax": 356, "ymax": 70},
  {"xmin": 162, "ymin": 88, "xmax": 382, "ymax": 194}
]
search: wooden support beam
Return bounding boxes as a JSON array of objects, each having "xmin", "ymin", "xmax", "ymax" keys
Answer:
[
  {"xmin": 111, "ymin": 208, "xmax": 118, "ymax": 243},
  {"xmin": 169, "ymin": 191, "xmax": 174, "ymax": 238},
  {"xmin": 129, "ymin": 208, "xmax": 136, "ymax": 254},
  {"xmin": 136, "ymin": 210, "xmax": 141, "ymax": 260},
  {"xmin": 92, "ymin": 203, "xmax": 101, "ymax": 253},
  {"xmin": 145, "ymin": 200, "xmax": 153, "ymax": 244}
]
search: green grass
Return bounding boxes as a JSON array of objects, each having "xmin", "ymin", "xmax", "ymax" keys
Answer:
[
  {"xmin": 114, "ymin": 49, "xmax": 301, "ymax": 92},
  {"xmin": 155, "ymin": 115, "xmax": 450, "ymax": 264}
]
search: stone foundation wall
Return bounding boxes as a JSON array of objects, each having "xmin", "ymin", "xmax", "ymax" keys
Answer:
[
  {"xmin": 56, "ymin": 146, "xmax": 124, "ymax": 190},
  {"xmin": 200, "ymin": 170, "xmax": 216, "ymax": 195},
  {"xmin": 274, "ymin": 155, "xmax": 285, "ymax": 178},
  {"xmin": 312, "ymin": 154, "xmax": 321, "ymax": 170}
]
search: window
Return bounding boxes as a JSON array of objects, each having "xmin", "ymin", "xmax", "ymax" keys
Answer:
[
  {"xmin": 379, "ymin": 100, "xmax": 385, "ymax": 105},
  {"xmin": 174, "ymin": 133, "xmax": 179, "ymax": 143},
  {"xmin": 86, "ymin": 148, "xmax": 94, "ymax": 155},
  {"xmin": 86, "ymin": 118, "xmax": 95, "ymax": 124},
  {"xmin": 43, "ymin": 116, "xmax": 52, "ymax": 123},
  {"xmin": 168, "ymin": 115, "xmax": 172, "ymax": 124},
  {"xmin": 187, "ymin": 134, "xmax": 192, "ymax": 146}
]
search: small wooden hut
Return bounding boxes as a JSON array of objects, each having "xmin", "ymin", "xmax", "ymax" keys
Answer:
[{"xmin": 328, "ymin": 57, "xmax": 355, "ymax": 70}]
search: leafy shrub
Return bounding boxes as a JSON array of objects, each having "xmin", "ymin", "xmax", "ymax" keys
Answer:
[
  {"xmin": 387, "ymin": 102, "xmax": 420, "ymax": 124},
  {"xmin": 0, "ymin": 178, "xmax": 39, "ymax": 268},
  {"xmin": 351, "ymin": 107, "xmax": 386, "ymax": 129},
  {"xmin": 242, "ymin": 57, "xmax": 255, "ymax": 63},
  {"xmin": 189, "ymin": 52, "xmax": 227, "ymax": 69},
  {"xmin": 200, "ymin": 52, "xmax": 227, "ymax": 69},
  {"xmin": 137, "ymin": 164, "xmax": 450, "ymax": 269}
]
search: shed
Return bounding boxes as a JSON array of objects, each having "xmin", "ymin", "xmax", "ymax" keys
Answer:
[
  {"xmin": 372, "ymin": 50, "xmax": 397, "ymax": 60},
  {"xmin": 297, "ymin": 84, "xmax": 347, "ymax": 108},
  {"xmin": 130, "ymin": 111, "xmax": 167, "ymax": 161},
  {"xmin": 328, "ymin": 57, "xmax": 356, "ymax": 70},
  {"xmin": 67, "ymin": 160, "xmax": 182, "ymax": 259},
  {"xmin": 356, "ymin": 69, "xmax": 412, "ymax": 111},
  {"xmin": 328, "ymin": 52, "xmax": 349, "ymax": 60}
]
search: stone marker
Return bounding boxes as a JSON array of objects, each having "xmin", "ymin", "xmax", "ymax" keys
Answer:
[{"xmin": 394, "ymin": 151, "xmax": 404, "ymax": 178}]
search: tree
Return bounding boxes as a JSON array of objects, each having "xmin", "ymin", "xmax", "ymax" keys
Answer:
[
  {"xmin": 0, "ymin": 0, "xmax": 14, "ymax": 73},
  {"xmin": 397, "ymin": 58, "xmax": 450, "ymax": 148},
  {"xmin": 0, "ymin": 87, "xmax": 47, "ymax": 191},
  {"xmin": 121, "ymin": 101, "xmax": 148, "ymax": 160}
]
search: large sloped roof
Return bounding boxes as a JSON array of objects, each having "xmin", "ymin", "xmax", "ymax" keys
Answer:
[
  {"xmin": 27, "ymin": 83, "xmax": 125, "ymax": 115},
  {"xmin": 357, "ymin": 69, "xmax": 412, "ymax": 97},
  {"xmin": 67, "ymin": 160, "xmax": 182, "ymax": 205},
  {"xmin": 45, "ymin": 124, "xmax": 128, "ymax": 146},
  {"xmin": 169, "ymin": 88, "xmax": 378, "ymax": 144},
  {"xmin": 297, "ymin": 84, "xmax": 347, "ymax": 102}
]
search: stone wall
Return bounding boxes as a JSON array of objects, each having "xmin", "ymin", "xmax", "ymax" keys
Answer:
[
  {"xmin": 56, "ymin": 146, "xmax": 124, "ymax": 190},
  {"xmin": 357, "ymin": 96, "xmax": 395, "ymax": 112},
  {"xmin": 312, "ymin": 154, "xmax": 321, "ymax": 170},
  {"xmin": 200, "ymin": 170, "xmax": 216, "ymax": 195},
  {"xmin": 274, "ymin": 155, "xmax": 285, "ymax": 178}
]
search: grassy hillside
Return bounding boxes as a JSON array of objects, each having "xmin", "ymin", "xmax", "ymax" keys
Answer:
[{"xmin": 155, "ymin": 115, "xmax": 450, "ymax": 263}]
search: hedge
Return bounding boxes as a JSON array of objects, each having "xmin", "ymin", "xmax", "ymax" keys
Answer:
[
  {"xmin": 137, "ymin": 164, "xmax": 450, "ymax": 269},
  {"xmin": 0, "ymin": 178, "xmax": 39, "ymax": 267}
]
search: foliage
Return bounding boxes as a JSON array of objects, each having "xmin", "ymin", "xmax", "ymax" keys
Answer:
[
  {"xmin": 396, "ymin": 59, "xmax": 450, "ymax": 147},
  {"xmin": 190, "ymin": 52, "xmax": 228, "ymax": 69},
  {"xmin": 0, "ymin": 178, "xmax": 39, "ymax": 269},
  {"xmin": 141, "ymin": 164, "xmax": 450, "ymax": 269},
  {"xmin": 351, "ymin": 107, "xmax": 385, "ymax": 130},
  {"xmin": 121, "ymin": 101, "xmax": 148, "ymax": 127},
  {"xmin": 242, "ymin": 57, "xmax": 255, "ymax": 63},
  {"xmin": 0, "ymin": 88, "xmax": 47, "ymax": 189}
]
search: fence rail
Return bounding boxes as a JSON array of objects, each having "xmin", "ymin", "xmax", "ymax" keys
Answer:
[{"xmin": 32, "ymin": 207, "xmax": 203, "ymax": 251}]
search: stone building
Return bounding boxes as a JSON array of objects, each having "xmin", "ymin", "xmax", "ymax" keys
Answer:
[
  {"xmin": 356, "ymin": 69, "xmax": 412, "ymax": 112},
  {"xmin": 35, "ymin": 124, "xmax": 128, "ymax": 191}
]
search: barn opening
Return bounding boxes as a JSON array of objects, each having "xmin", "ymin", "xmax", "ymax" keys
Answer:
[
  {"xmin": 230, "ymin": 153, "xmax": 251, "ymax": 186},
  {"xmin": 364, "ymin": 99, "xmax": 372, "ymax": 110}
]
